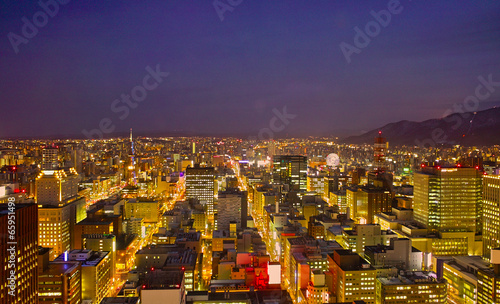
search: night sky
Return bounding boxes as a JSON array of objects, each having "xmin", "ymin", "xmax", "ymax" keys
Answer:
[{"xmin": 1, "ymin": 0, "xmax": 500, "ymax": 138}]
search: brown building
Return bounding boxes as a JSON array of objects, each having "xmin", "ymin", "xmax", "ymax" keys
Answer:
[
  {"xmin": 38, "ymin": 261, "xmax": 82, "ymax": 304},
  {"xmin": 0, "ymin": 203, "xmax": 38, "ymax": 304},
  {"xmin": 347, "ymin": 186, "xmax": 391, "ymax": 224},
  {"xmin": 73, "ymin": 219, "xmax": 114, "ymax": 249}
]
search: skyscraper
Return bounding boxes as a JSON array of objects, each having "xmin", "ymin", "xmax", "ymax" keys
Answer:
[
  {"xmin": 185, "ymin": 165, "xmax": 215, "ymax": 215},
  {"xmin": 483, "ymin": 174, "xmax": 500, "ymax": 259},
  {"xmin": 217, "ymin": 189, "xmax": 247, "ymax": 231},
  {"xmin": 42, "ymin": 146, "xmax": 59, "ymax": 170},
  {"xmin": 373, "ymin": 131, "xmax": 386, "ymax": 172},
  {"xmin": 36, "ymin": 167, "xmax": 86, "ymax": 259},
  {"xmin": 414, "ymin": 166, "xmax": 483, "ymax": 233},
  {"xmin": 272, "ymin": 155, "xmax": 307, "ymax": 191},
  {"xmin": 0, "ymin": 203, "xmax": 38, "ymax": 304}
]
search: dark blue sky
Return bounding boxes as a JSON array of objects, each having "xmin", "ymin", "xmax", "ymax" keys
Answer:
[{"xmin": 1, "ymin": 0, "xmax": 500, "ymax": 138}]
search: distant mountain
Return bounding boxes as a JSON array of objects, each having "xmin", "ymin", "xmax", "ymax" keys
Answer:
[{"xmin": 343, "ymin": 107, "xmax": 500, "ymax": 146}]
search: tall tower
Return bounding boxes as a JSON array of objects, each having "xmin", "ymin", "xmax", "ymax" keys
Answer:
[
  {"xmin": 128, "ymin": 128, "xmax": 137, "ymax": 185},
  {"xmin": 373, "ymin": 131, "xmax": 386, "ymax": 173}
]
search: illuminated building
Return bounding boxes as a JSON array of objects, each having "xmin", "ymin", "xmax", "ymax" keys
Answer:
[
  {"xmin": 376, "ymin": 271, "xmax": 446, "ymax": 304},
  {"xmin": 38, "ymin": 204, "xmax": 71, "ymax": 259},
  {"xmin": 393, "ymin": 224, "xmax": 481, "ymax": 256},
  {"xmin": 212, "ymin": 230, "xmax": 236, "ymax": 252},
  {"xmin": 346, "ymin": 186, "xmax": 391, "ymax": 224},
  {"xmin": 251, "ymin": 186, "xmax": 277, "ymax": 218},
  {"xmin": 135, "ymin": 246, "xmax": 198, "ymax": 292},
  {"xmin": 73, "ymin": 219, "xmax": 114, "ymax": 249},
  {"xmin": 373, "ymin": 207, "xmax": 413, "ymax": 231},
  {"xmin": 323, "ymin": 176, "xmax": 338, "ymax": 202},
  {"xmin": 124, "ymin": 217, "xmax": 144, "ymax": 237},
  {"xmin": 0, "ymin": 203, "xmax": 38, "ymax": 304},
  {"xmin": 477, "ymin": 248, "xmax": 500, "ymax": 304},
  {"xmin": 36, "ymin": 168, "xmax": 79, "ymax": 205},
  {"xmin": 116, "ymin": 234, "xmax": 139, "ymax": 272},
  {"xmin": 339, "ymin": 224, "xmax": 397, "ymax": 256},
  {"xmin": 185, "ymin": 165, "xmax": 215, "ymax": 216},
  {"xmin": 283, "ymin": 236, "xmax": 312, "ymax": 290},
  {"xmin": 306, "ymin": 270, "xmax": 329, "ymax": 304},
  {"xmin": 329, "ymin": 189, "xmax": 347, "ymax": 213},
  {"xmin": 441, "ymin": 255, "xmax": 485, "ymax": 304},
  {"xmin": 364, "ymin": 238, "xmax": 423, "ymax": 271},
  {"xmin": 327, "ymin": 249, "xmax": 376, "ymax": 304},
  {"xmin": 483, "ymin": 174, "xmax": 500, "ymax": 260},
  {"xmin": 308, "ymin": 219, "xmax": 325, "ymax": 239},
  {"xmin": 191, "ymin": 211, "xmax": 206, "ymax": 232},
  {"xmin": 414, "ymin": 166, "xmax": 482, "ymax": 234},
  {"xmin": 307, "ymin": 175, "xmax": 325, "ymax": 195},
  {"xmin": 83, "ymin": 234, "xmax": 117, "ymax": 280},
  {"xmin": 140, "ymin": 270, "xmax": 185, "ymax": 304},
  {"xmin": 42, "ymin": 146, "xmax": 59, "ymax": 170},
  {"xmin": 38, "ymin": 260, "xmax": 81, "ymax": 304},
  {"xmin": 217, "ymin": 189, "xmax": 247, "ymax": 231},
  {"xmin": 289, "ymin": 252, "xmax": 310, "ymax": 302},
  {"xmin": 36, "ymin": 167, "xmax": 86, "ymax": 259},
  {"xmin": 272, "ymin": 155, "xmax": 307, "ymax": 191},
  {"xmin": 55, "ymin": 250, "xmax": 112, "ymax": 304},
  {"xmin": 38, "ymin": 197, "xmax": 86, "ymax": 259},
  {"xmin": 373, "ymin": 132, "xmax": 387, "ymax": 173},
  {"xmin": 124, "ymin": 198, "xmax": 160, "ymax": 223}
]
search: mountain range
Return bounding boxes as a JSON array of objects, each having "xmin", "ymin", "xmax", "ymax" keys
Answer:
[{"xmin": 343, "ymin": 107, "xmax": 500, "ymax": 146}]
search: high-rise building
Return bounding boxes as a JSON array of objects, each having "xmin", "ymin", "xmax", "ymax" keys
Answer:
[
  {"xmin": 42, "ymin": 146, "xmax": 59, "ymax": 170},
  {"xmin": 38, "ymin": 260, "xmax": 82, "ymax": 304},
  {"xmin": 185, "ymin": 165, "xmax": 215, "ymax": 215},
  {"xmin": 83, "ymin": 234, "xmax": 117, "ymax": 281},
  {"xmin": 346, "ymin": 185, "xmax": 392, "ymax": 224},
  {"xmin": 373, "ymin": 131, "xmax": 386, "ymax": 172},
  {"xmin": 0, "ymin": 203, "xmax": 38, "ymax": 304},
  {"xmin": 327, "ymin": 249, "xmax": 376, "ymax": 304},
  {"xmin": 483, "ymin": 174, "xmax": 500, "ymax": 259},
  {"xmin": 477, "ymin": 249, "xmax": 500, "ymax": 304},
  {"xmin": 36, "ymin": 168, "xmax": 79, "ymax": 205},
  {"xmin": 414, "ymin": 166, "xmax": 483, "ymax": 233},
  {"xmin": 217, "ymin": 189, "xmax": 247, "ymax": 231},
  {"xmin": 272, "ymin": 155, "xmax": 307, "ymax": 191},
  {"xmin": 38, "ymin": 197, "xmax": 86, "ymax": 260},
  {"xmin": 441, "ymin": 255, "xmax": 486, "ymax": 304},
  {"xmin": 36, "ymin": 167, "xmax": 86, "ymax": 259},
  {"xmin": 55, "ymin": 250, "xmax": 112, "ymax": 304}
]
